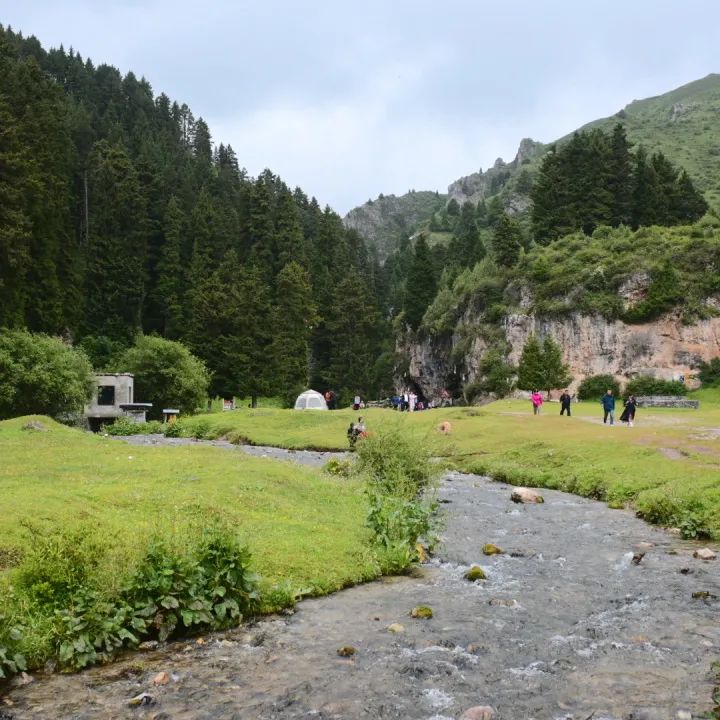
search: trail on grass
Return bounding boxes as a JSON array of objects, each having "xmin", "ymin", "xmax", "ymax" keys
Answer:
[{"xmin": 6, "ymin": 445, "xmax": 720, "ymax": 719}]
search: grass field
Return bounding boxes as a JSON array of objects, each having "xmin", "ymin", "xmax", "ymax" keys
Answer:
[
  {"xmin": 177, "ymin": 394, "xmax": 720, "ymax": 539},
  {"xmin": 0, "ymin": 416, "xmax": 376, "ymax": 595}
]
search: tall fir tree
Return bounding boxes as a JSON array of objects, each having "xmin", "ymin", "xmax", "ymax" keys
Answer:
[
  {"xmin": 404, "ymin": 235, "xmax": 437, "ymax": 330},
  {"xmin": 491, "ymin": 214, "xmax": 522, "ymax": 267}
]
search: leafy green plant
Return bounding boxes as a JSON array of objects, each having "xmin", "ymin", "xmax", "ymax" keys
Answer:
[
  {"xmin": 625, "ymin": 376, "xmax": 688, "ymax": 396},
  {"xmin": 577, "ymin": 374, "xmax": 621, "ymax": 401}
]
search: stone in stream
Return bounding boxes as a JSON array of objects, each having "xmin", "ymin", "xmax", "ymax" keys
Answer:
[
  {"xmin": 632, "ymin": 552, "xmax": 645, "ymax": 565},
  {"xmin": 693, "ymin": 547, "xmax": 717, "ymax": 560},
  {"xmin": 139, "ymin": 640, "xmax": 160, "ymax": 651},
  {"xmin": 336, "ymin": 646, "xmax": 356, "ymax": 657},
  {"xmin": 510, "ymin": 487, "xmax": 544, "ymax": 504},
  {"xmin": 464, "ymin": 565, "xmax": 487, "ymax": 581},
  {"xmin": 152, "ymin": 671, "xmax": 170, "ymax": 685},
  {"xmin": 387, "ymin": 623, "xmax": 405, "ymax": 633},
  {"xmin": 482, "ymin": 543, "xmax": 503, "ymax": 555},
  {"xmin": 459, "ymin": 706, "xmax": 496, "ymax": 720},
  {"xmin": 128, "ymin": 692, "xmax": 154, "ymax": 707},
  {"xmin": 410, "ymin": 605, "xmax": 433, "ymax": 619}
]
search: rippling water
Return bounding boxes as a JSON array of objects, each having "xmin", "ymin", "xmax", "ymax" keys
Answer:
[{"xmin": 5, "ymin": 450, "xmax": 719, "ymax": 719}]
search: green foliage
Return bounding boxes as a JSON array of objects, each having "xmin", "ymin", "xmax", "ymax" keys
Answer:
[
  {"xmin": 622, "ymin": 262, "xmax": 683, "ymax": 323},
  {"xmin": 464, "ymin": 348, "xmax": 516, "ymax": 401},
  {"xmin": 624, "ymin": 376, "xmax": 688, "ymax": 396},
  {"xmin": 105, "ymin": 417, "xmax": 165, "ymax": 436},
  {"xmin": 698, "ymin": 357, "xmax": 720, "ymax": 386},
  {"xmin": 577, "ymin": 374, "xmax": 621, "ymax": 401},
  {"xmin": 492, "ymin": 214, "xmax": 523, "ymax": 267},
  {"xmin": 531, "ymin": 125, "xmax": 707, "ymax": 244},
  {"xmin": 117, "ymin": 335, "xmax": 209, "ymax": 420},
  {"xmin": 404, "ymin": 235, "xmax": 437, "ymax": 330},
  {"xmin": 0, "ymin": 329, "xmax": 93, "ymax": 420},
  {"xmin": 517, "ymin": 334, "xmax": 571, "ymax": 392},
  {"xmin": 354, "ymin": 425, "xmax": 442, "ymax": 573}
]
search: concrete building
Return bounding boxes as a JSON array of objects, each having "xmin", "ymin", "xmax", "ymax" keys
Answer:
[{"xmin": 85, "ymin": 373, "xmax": 152, "ymax": 430}]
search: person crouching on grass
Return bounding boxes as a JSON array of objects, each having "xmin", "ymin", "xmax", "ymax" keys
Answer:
[
  {"xmin": 531, "ymin": 390, "xmax": 543, "ymax": 415},
  {"xmin": 620, "ymin": 395, "xmax": 637, "ymax": 427}
]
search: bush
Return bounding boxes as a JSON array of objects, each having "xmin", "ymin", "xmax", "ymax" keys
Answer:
[
  {"xmin": 354, "ymin": 426, "xmax": 443, "ymax": 573},
  {"xmin": 625, "ymin": 376, "xmax": 688, "ymax": 397},
  {"xmin": 117, "ymin": 336, "xmax": 210, "ymax": 420},
  {"xmin": 0, "ymin": 521, "xmax": 258, "ymax": 674},
  {"xmin": 577, "ymin": 374, "xmax": 621, "ymax": 401},
  {"xmin": 105, "ymin": 418, "xmax": 164, "ymax": 436},
  {"xmin": 698, "ymin": 357, "xmax": 720, "ymax": 386},
  {"xmin": 0, "ymin": 329, "xmax": 94, "ymax": 420}
]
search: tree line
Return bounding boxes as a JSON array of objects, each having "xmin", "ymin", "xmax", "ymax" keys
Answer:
[{"xmin": 0, "ymin": 26, "xmax": 392, "ymax": 405}]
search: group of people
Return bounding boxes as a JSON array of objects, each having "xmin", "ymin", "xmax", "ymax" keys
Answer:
[
  {"xmin": 530, "ymin": 388, "xmax": 638, "ymax": 427},
  {"xmin": 391, "ymin": 390, "xmax": 433, "ymax": 411},
  {"xmin": 323, "ymin": 390, "xmax": 338, "ymax": 410},
  {"xmin": 601, "ymin": 389, "xmax": 637, "ymax": 427}
]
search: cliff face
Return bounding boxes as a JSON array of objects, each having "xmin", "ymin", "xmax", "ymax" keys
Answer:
[{"xmin": 406, "ymin": 312, "xmax": 720, "ymax": 399}]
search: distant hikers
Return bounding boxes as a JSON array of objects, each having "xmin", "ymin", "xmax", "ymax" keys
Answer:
[
  {"xmin": 602, "ymin": 389, "xmax": 615, "ymax": 425},
  {"xmin": 620, "ymin": 395, "xmax": 637, "ymax": 427},
  {"xmin": 531, "ymin": 390, "xmax": 544, "ymax": 415},
  {"xmin": 559, "ymin": 390, "xmax": 572, "ymax": 416}
]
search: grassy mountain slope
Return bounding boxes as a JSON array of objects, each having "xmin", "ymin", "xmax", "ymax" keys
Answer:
[
  {"xmin": 346, "ymin": 74, "xmax": 720, "ymax": 249},
  {"xmin": 343, "ymin": 190, "xmax": 447, "ymax": 260}
]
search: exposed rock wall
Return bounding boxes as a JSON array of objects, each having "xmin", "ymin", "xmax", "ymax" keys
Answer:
[{"xmin": 405, "ymin": 311, "xmax": 720, "ymax": 399}]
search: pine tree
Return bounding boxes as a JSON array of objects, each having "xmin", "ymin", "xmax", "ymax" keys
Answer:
[
  {"xmin": 404, "ymin": 235, "xmax": 437, "ymax": 330},
  {"xmin": 606, "ymin": 124, "xmax": 633, "ymax": 226},
  {"xmin": 270, "ymin": 261, "xmax": 319, "ymax": 404},
  {"xmin": 154, "ymin": 196, "xmax": 186, "ymax": 338},
  {"xmin": 449, "ymin": 201, "xmax": 484, "ymax": 267},
  {"xmin": 517, "ymin": 334, "xmax": 544, "ymax": 391},
  {"xmin": 491, "ymin": 214, "xmax": 522, "ymax": 267},
  {"xmin": 631, "ymin": 146, "xmax": 659, "ymax": 228},
  {"xmin": 542, "ymin": 335, "xmax": 572, "ymax": 391}
]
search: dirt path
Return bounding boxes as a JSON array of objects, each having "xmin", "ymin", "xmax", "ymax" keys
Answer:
[{"xmin": 5, "ymin": 454, "xmax": 719, "ymax": 719}]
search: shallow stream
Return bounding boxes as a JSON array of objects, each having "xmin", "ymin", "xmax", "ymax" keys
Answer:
[{"xmin": 4, "ymin": 441, "xmax": 719, "ymax": 719}]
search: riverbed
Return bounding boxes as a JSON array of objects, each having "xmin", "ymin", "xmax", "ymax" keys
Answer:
[{"xmin": 4, "ymin": 442, "xmax": 719, "ymax": 719}]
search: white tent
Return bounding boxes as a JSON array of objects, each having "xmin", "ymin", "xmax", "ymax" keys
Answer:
[{"xmin": 294, "ymin": 389, "xmax": 328, "ymax": 411}]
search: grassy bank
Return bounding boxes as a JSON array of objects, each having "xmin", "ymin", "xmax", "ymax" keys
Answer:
[
  {"xmin": 0, "ymin": 416, "xmax": 378, "ymax": 674},
  {"xmin": 178, "ymin": 399, "xmax": 720, "ymax": 538}
]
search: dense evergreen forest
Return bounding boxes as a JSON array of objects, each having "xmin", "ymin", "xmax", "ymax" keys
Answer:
[{"xmin": 0, "ymin": 25, "xmax": 393, "ymax": 404}]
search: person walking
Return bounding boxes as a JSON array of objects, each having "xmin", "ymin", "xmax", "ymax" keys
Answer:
[
  {"xmin": 602, "ymin": 389, "xmax": 616, "ymax": 425},
  {"xmin": 531, "ymin": 390, "xmax": 544, "ymax": 416},
  {"xmin": 620, "ymin": 395, "xmax": 637, "ymax": 427},
  {"xmin": 559, "ymin": 390, "xmax": 572, "ymax": 416}
]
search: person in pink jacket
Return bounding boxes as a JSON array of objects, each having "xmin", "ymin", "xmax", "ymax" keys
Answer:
[{"xmin": 531, "ymin": 390, "xmax": 544, "ymax": 415}]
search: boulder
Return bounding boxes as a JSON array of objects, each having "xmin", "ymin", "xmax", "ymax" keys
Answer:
[
  {"xmin": 410, "ymin": 605, "xmax": 433, "ymax": 619},
  {"xmin": 460, "ymin": 706, "xmax": 495, "ymax": 720},
  {"xmin": 337, "ymin": 646, "xmax": 356, "ymax": 657},
  {"xmin": 152, "ymin": 671, "xmax": 170, "ymax": 685},
  {"xmin": 482, "ymin": 543, "xmax": 503, "ymax": 555},
  {"xmin": 387, "ymin": 623, "xmax": 405, "ymax": 634},
  {"xmin": 694, "ymin": 547, "xmax": 717, "ymax": 560},
  {"xmin": 511, "ymin": 487, "xmax": 544, "ymax": 504},
  {"xmin": 464, "ymin": 566, "xmax": 487, "ymax": 581}
]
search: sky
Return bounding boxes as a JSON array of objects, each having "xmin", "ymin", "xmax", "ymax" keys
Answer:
[{"xmin": 3, "ymin": 1, "xmax": 720, "ymax": 213}]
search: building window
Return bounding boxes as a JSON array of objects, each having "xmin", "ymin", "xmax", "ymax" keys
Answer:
[{"xmin": 97, "ymin": 386, "xmax": 116, "ymax": 406}]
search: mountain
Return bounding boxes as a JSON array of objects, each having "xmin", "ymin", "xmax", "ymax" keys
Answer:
[
  {"xmin": 347, "ymin": 74, "xmax": 720, "ymax": 251},
  {"xmin": 343, "ymin": 190, "xmax": 447, "ymax": 261}
]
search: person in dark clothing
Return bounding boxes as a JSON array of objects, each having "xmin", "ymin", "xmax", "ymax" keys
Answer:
[
  {"xmin": 559, "ymin": 390, "xmax": 572, "ymax": 416},
  {"xmin": 601, "ymin": 389, "xmax": 615, "ymax": 425},
  {"xmin": 620, "ymin": 395, "xmax": 637, "ymax": 427}
]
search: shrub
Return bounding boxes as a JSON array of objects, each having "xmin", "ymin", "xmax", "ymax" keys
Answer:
[
  {"xmin": 105, "ymin": 417, "xmax": 164, "ymax": 436},
  {"xmin": 117, "ymin": 336, "xmax": 210, "ymax": 420},
  {"xmin": 354, "ymin": 426, "xmax": 443, "ymax": 573},
  {"xmin": 577, "ymin": 374, "xmax": 621, "ymax": 401},
  {"xmin": 698, "ymin": 357, "xmax": 720, "ymax": 386},
  {"xmin": 625, "ymin": 376, "xmax": 687, "ymax": 397},
  {"xmin": 0, "ymin": 329, "xmax": 94, "ymax": 420}
]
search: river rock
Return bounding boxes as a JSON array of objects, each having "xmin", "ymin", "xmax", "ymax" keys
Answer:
[
  {"xmin": 128, "ymin": 693, "xmax": 154, "ymax": 707},
  {"xmin": 632, "ymin": 552, "xmax": 645, "ymax": 565},
  {"xmin": 482, "ymin": 543, "xmax": 503, "ymax": 555},
  {"xmin": 460, "ymin": 705, "xmax": 495, "ymax": 720},
  {"xmin": 12, "ymin": 672, "xmax": 34, "ymax": 687},
  {"xmin": 337, "ymin": 645, "xmax": 356, "ymax": 657},
  {"xmin": 139, "ymin": 640, "xmax": 160, "ymax": 651},
  {"xmin": 410, "ymin": 605, "xmax": 433, "ymax": 619},
  {"xmin": 464, "ymin": 565, "xmax": 487, "ymax": 581},
  {"xmin": 693, "ymin": 547, "xmax": 716, "ymax": 560},
  {"xmin": 152, "ymin": 671, "xmax": 170, "ymax": 685},
  {"xmin": 387, "ymin": 623, "xmax": 405, "ymax": 633},
  {"xmin": 511, "ymin": 487, "xmax": 544, "ymax": 504}
]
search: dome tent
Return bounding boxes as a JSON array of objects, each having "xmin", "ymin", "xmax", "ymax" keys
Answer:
[{"xmin": 294, "ymin": 389, "xmax": 328, "ymax": 411}]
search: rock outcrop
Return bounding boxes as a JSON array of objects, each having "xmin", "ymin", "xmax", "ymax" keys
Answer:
[{"xmin": 405, "ymin": 311, "xmax": 720, "ymax": 400}]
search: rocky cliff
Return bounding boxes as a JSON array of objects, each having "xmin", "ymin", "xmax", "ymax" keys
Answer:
[{"xmin": 406, "ymin": 311, "xmax": 720, "ymax": 399}]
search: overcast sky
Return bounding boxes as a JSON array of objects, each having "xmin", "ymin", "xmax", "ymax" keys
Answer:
[{"xmin": 4, "ymin": 1, "xmax": 720, "ymax": 213}]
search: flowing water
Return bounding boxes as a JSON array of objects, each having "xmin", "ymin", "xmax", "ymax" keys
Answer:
[{"xmin": 4, "ymin": 443, "xmax": 719, "ymax": 719}]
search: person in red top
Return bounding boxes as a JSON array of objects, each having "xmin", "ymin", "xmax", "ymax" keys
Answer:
[{"xmin": 531, "ymin": 390, "xmax": 544, "ymax": 415}]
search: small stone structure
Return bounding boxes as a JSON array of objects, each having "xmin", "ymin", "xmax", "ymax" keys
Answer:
[
  {"xmin": 636, "ymin": 395, "xmax": 699, "ymax": 409},
  {"xmin": 85, "ymin": 373, "xmax": 153, "ymax": 429}
]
